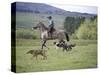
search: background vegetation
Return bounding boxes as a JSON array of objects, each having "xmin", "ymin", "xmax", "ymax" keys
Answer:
[
  {"xmin": 16, "ymin": 28, "xmax": 39, "ymax": 39},
  {"xmin": 64, "ymin": 16, "xmax": 97, "ymax": 40}
]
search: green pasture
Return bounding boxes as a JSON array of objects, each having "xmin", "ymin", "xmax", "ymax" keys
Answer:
[{"xmin": 15, "ymin": 39, "xmax": 97, "ymax": 73}]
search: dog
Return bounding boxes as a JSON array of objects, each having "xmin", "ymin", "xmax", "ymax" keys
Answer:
[
  {"xmin": 54, "ymin": 41, "xmax": 76, "ymax": 51},
  {"xmin": 26, "ymin": 49, "xmax": 47, "ymax": 60}
]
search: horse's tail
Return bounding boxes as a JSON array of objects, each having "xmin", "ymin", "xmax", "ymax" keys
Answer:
[{"xmin": 64, "ymin": 32, "xmax": 69, "ymax": 41}]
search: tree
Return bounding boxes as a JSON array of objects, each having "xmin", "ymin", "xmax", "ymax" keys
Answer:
[
  {"xmin": 76, "ymin": 18, "xmax": 97, "ymax": 40},
  {"xmin": 64, "ymin": 17, "xmax": 85, "ymax": 35}
]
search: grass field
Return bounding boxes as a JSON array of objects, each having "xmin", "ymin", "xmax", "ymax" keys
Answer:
[{"xmin": 15, "ymin": 39, "xmax": 97, "ymax": 73}]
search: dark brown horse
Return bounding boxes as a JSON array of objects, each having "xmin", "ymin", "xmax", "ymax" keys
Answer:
[{"xmin": 33, "ymin": 22, "xmax": 69, "ymax": 49}]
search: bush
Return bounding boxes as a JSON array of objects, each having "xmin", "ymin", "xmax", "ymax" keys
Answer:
[
  {"xmin": 76, "ymin": 25, "xmax": 90, "ymax": 39},
  {"xmin": 76, "ymin": 19, "xmax": 97, "ymax": 40},
  {"xmin": 16, "ymin": 29, "xmax": 37, "ymax": 39}
]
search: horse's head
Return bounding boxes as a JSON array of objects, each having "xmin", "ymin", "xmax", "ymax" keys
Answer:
[
  {"xmin": 33, "ymin": 22, "xmax": 48, "ymax": 31},
  {"xmin": 32, "ymin": 22, "xmax": 43, "ymax": 30}
]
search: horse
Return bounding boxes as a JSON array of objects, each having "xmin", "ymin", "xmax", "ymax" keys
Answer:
[{"xmin": 33, "ymin": 22, "xmax": 69, "ymax": 49}]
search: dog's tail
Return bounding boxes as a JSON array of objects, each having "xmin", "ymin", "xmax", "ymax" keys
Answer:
[
  {"xmin": 64, "ymin": 32, "xmax": 69, "ymax": 41},
  {"xmin": 26, "ymin": 50, "xmax": 33, "ymax": 54}
]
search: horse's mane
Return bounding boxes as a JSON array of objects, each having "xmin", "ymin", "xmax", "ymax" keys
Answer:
[{"xmin": 39, "ymin": 22, "xmax": 48, "ymax": 30}]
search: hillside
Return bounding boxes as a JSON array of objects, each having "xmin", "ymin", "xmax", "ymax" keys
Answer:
[
  {"xmin": 11, "ymin": 2, "xmax": 97, "ymax": 29},
  {"xmin": 12, "ymin": 2, "xmax": 96, "ymax": 18}
]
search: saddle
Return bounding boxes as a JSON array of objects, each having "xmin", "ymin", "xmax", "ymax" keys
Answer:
[{"xmin": 48, "ymin": 27, "xmax": 56, "ymax": 38}]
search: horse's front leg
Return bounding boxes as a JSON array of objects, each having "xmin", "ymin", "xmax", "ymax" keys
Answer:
[
  {"xmin": 41, "ymin": 40, "xmax": 49, "ymax": 49},
  {"xmin": 41, "ymin": 40, "xmax": 44, "ymax": 49},
  {"xmin": 41, "ymin": 40, "xmax": 46, "ymax": 49}
]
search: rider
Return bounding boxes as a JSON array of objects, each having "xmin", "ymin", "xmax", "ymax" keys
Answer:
[{"xmin": 47, "ymin": 16, "xmax": 55, "ymax": 38}]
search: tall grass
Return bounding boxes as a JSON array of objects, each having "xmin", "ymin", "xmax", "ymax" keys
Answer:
[{"xmin": 16, "ymin": 28, "xmax": 39, "ymax": 39}]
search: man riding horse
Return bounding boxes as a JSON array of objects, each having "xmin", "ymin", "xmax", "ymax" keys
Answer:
[
  {"xmin": 33, "ymin": 16, "xmax": 69, "ymax": 49},
  {"xmin": 47, "ymin": 16, "xmax": 55, "ymax": 38}
]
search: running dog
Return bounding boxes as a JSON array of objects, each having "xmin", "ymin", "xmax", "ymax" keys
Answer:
[
  {"xmin": 26, "ymin": 49, "xmax": 47, "ymax": 60},
  {"xmin": 54, "ymin": 41, "xmax": 76, "ymax": 51}
]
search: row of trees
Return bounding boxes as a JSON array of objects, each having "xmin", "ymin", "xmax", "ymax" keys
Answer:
[
  {"xmin": 64, "ymin": 17, "xmax": 85, "ymax": 34},
  {"xmin": 64, "ymin": 16, "xmax": 97, "ymax": 40}
]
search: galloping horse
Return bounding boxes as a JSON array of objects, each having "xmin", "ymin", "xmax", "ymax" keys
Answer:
[{"xmin": 33, "ymin": 22, "xmax": 69, "ymax": 49}]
